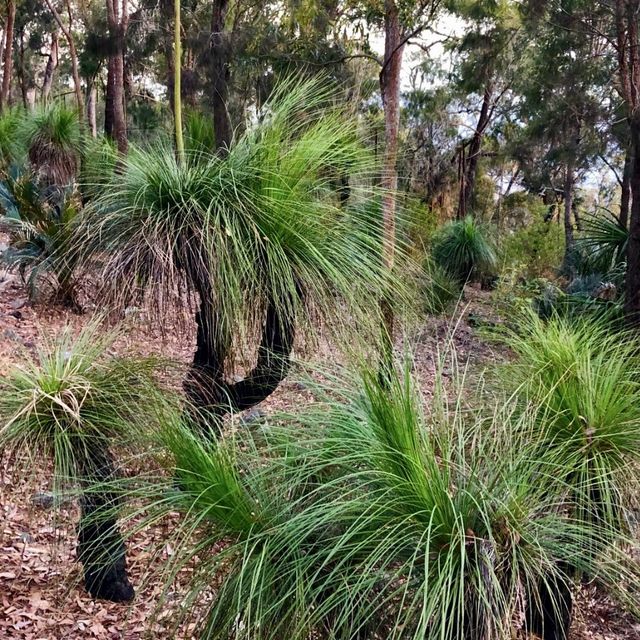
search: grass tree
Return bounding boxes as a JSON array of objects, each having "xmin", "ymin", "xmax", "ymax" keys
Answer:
[
  {"xmin": 500, "ymin": 311, "xmax": 640, "ymax": 536},
  {"xmin": 76, "ymin": 78, "xmax": 395, "ymax": 437},
  {"xmin": 432, "ymin": 216, "xmax": 497, "ymax": 285},
  {"xmin": 131, "ymin": 363, "xmax": 639, "ymax": 639},
  {"xmin": 0, "ymin": 324, "xmax": 163, "ymax": 601}
]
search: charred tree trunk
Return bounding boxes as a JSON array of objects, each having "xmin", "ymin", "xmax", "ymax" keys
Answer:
[
  {"xmin": 104, "ymin": 58, "xmax": 115, "ymax": 138},
  {"xmin": 621, "ymin": 147, "xmax": 632, "ymax": 229},
  {"xmin": 184, "ymin": 281, "xmax": 296, "ymax": 438},
  {"xmin": 42, "ymin": 31, "xmax": 58, "ymax": 101},
  {"xmin": 210, "ymin": 0, "xmax": 232, "ymax": 152},
  {"xmin": 525, "ymin": 563, "xmax": 573, "ymax": 640},
  {"xmin": 0, "ymin": 0, "xmax": 16, "ymax": 111},
  {"xmin": 75, "ymin": 444, "xmax": 134, "ymax": 602},
  {"xmin": 378, "ymin": 0, "xmax": 404, "ymax": 380}
]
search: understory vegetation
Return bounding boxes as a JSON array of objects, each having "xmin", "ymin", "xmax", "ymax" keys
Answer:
[{"xmin": 2, "ymin": 1, "xmax": 640, "ymax": 638}]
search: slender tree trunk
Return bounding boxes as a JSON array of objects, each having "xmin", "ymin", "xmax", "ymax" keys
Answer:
[
  {"xmin": 562, "ymin": 162, "xmax": 575, "ymax": 275},
  {"xmin": 210, "ymin": 0, "xmax": 231, "ymax": 152},
  {"xmin": 87, "ymin": 83, "xmax": 97, "ymax": 137},
  {"xmin": 104, "ymin": 58, "xmax": 115, "ymax": 137},
  {"xmin": 17, "ymin": 28, "xmax": 26, "ymax": 108},
  {"xmin": 378, "ymin": 0, "xmax": 404, "ymax": 376},
  {"xmin": 44, "ymin": 0, "xmax": 84, "ymax": 113},
  {"xmin": 457, "ymin": 81, "xmax": 493, "ymax": 220},
  {"xmin": 106, "ymin": 0, "xmax": 128, "ymax": 156},
  {"xmin": 0, "ymin": 0, "xmax": 16, "ymax": 111},
  {"xmin": 174, "ymin": 0, "xmax": 184, "ymax": 160},
  {"xmin": 42, "ymin": 31, "xmax": 59, "ymax": 101},
  {"xmin": 621, "ymin": 147, "xmax": 632, "ymax": 229},
  {"xmin": 76, "ymin": 444, "xmax": 134, "ymax": 602},
  {"xmin": 626, "ymin": 120, "xmax": 640, "ymax": 322},
  {"xmin": 161, "ymin": 0, "xmax": 175, "ymax": 115}
]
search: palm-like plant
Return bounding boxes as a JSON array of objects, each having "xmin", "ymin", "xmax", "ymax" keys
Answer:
[
  {"xmin": 499, "ymin": 311, "xmax": 640, "ymax": 535},
  {"xmin": 575, "ymin": 211, "xmax": 628, "ymax": 276},
  {"xmin": 134, "ymin": 364, "xmax": 638, "ymax": 640},
  {"xmin": 75, "ymin": 78, "xmax": 395, "ymax": 436},
  {"xmin": 0, "ymin": 324, "xmax": 163, "ymax": 601},
  {"xmin": 432, "ymin": 216, "xmax": 497, "ymax": 285},
  {"xmin": 19, "ymin": 103, "xmax": 83, "ymax": 188}
]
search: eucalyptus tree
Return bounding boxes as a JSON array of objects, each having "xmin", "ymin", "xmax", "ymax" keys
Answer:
[
  {"xmin": 75, "ymin": 78, "xmax": 397, "ymax": 437},
  {"xmin": 512, "ymin": 0, "xmax": 611, "ymax": 274}
]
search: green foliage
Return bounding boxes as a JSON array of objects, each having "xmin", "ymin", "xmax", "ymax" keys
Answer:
[
  {"xmin": 0, "ymin": 107, "xmax": 25, "ymax": 171},
  {"xmin": 0, "ymin": 169, "xmax": 81, "ymax": 306},
  {"xmin": 133, "ymin": 363, "xmax": 639, "ymax": 639},
  {"xmin": 421, "ymin": 258, "xmax": 461, "ymax": 314},
  {"xmin": 431, "ymin": 216, "xmax": 497, "ymax": 284},
  {"xmin": 0, "ymin": 323, "xmax": 162, "ymax": 486},
  {"xmin": 499, "ymin": 311, "xmax": 640, "ymax": 532},
  {"xmin": 575, "ymin": 211, "xmax": 628, "ymax": 276},
  {"xmin": 499, "ymin": 215, "xmax": 564, "ymax": 279},
  {"xmin": 76, "ymin": 77, "xmax": 399, "ymax": 349},
  {"xmin": 78, "ymin": 135, "xmax": 118, "ymax": 202},
  {"xmin": 18, "ymin": 103, "xmax": 83, "ymax": 187},
  {"xmin": 184, "ymin": 110, "xmax": 217, "ymax": 157}
]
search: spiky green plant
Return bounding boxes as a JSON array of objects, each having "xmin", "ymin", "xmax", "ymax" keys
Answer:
[
  {"xmin": 0, "ymin": 107, "xmax": 25, "ymax": 171},
  {"xmin": 432, "ymin": 217, "xmax": 497, "ymax": 285},
  {"xmin": 74, "ymin": 77, "xmax": 399, "ymax": 435},
  {"xmin": 131, "ymin": 362, "xmax": 639, "ymax": 640},
  {"xmin": 0, "ymin": 323, "xmax": 164, "ymax": 602},
  {"xmin": 18, "ymin": 103, "xmax": 83, "ymax": 188},
  {"xmin": 499, "ymin": 311, "xmax": 640, "ymax": 534},
  {"xmin": 421, "ymin": 257, "xmax": 461, "ymax": 314},
  {"xmin": 575, "ymin": 211, "xmax": 628, "ymax": 276},
  {"xmin": 0, "ymin": 172, "xmax": 82, "ymax": 308}
]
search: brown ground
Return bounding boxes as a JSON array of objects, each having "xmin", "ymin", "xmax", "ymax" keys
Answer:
[{"xmin": 0, "ymin": 270, "xmax": 638, "ymax": 640}]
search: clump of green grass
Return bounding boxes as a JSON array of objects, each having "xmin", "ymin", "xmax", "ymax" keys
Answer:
[
  {"xmin": 132, "ymin": 360, "xmax": 639, "ymax": 639},
  {"xmin": 421, "ymin": 257, "xmax": 461, "ymax": 314},
  {"xmin": 499, "ymin": 310, "xmax": 640, "ymax": 534},
  {"xmin": 432, "ymin": 216, "xmax": 497, "ymax": 285}
]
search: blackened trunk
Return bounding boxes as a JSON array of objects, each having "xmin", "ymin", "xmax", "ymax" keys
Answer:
[
  {"xmin": 76, "ymin": 444, "xmax": 134, "ymax": 602},
  {"xmin": 210, "ymin": 0, "xmax": 231, "ymax": 152},
  {"xmin": 621, "ymin": 148, "xmax": 632, "ymax": 229},
  {"xmin": 184, "ymin": 284, "xmax": 296, "ymax": 438},
  {"xmin": 525, "ymin": 563, "xmax": 573, "ymax": 640},
  {"xmin": 625, "ymin": 120, "xmax": 640, "ymax": 323}
]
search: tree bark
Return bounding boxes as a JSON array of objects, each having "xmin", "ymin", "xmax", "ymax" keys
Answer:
[
  {"xmin": 42, "ymin": 31, "xmax": 59, "ymax": 102},
  {"xmin": 457, "ymin": 81, "xmax": 493, "ymax": 220},
  {"xmin": 621, "ymin": 147, "xmax": 631, "ymax": 229},
  {"xmin": 17, "ymin": 28, "xmax": 26, "ymax": 108},
  {"xmin": 105, "ymin": 0, "xmax": 128, "ymax": 156},
  {"xmin": 562, "ymin": 162, "xmax": 575, "ymax": 275},
  {"xmin": 626, "ymin": 120, "xmax": 640, "ymax": 322},
  {"xmin": 210, "ymin": 0, "xmax": 232, "ymax": 152},
  {"xmin": 0, "ymin": 0, "xmax": 16, "ymax": 111},
  {"xmin": 87, "ymin": 84, "xmax": 97, "ymax": 138},
  {"xmin": 75, "ymin": 444, "xmax": 134, "ymax": 602},
  {"xmin": 378, "ymin": 0, "xmax": 404, "ymax": 377}
]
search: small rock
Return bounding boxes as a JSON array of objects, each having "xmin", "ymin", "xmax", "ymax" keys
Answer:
[
  {"xmin": 9, "ymin": 298, "xmax": 28, "ymax": 310},
  {"xmin": 291, "ymin": 381, "xmax": 308, "ymax": 391},
  {"xmin": 31, "ymin": 492, "xmax": 55, "ymax": 509},
  {"xmin": 2, "ymin": 328, "xmax": 19, "ymax": 341},
  {"xmin": 240, "ymin": 409, "xmax": 266, "ymax": 426}
]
